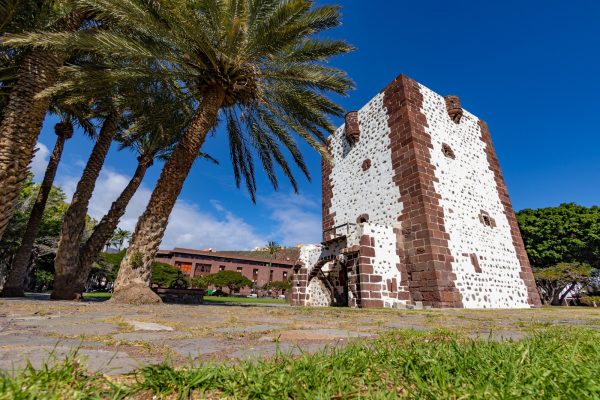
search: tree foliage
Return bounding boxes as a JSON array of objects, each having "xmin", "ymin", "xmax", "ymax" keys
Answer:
[
  {"xmin": 189, "ymin": 275, "xmax": 208, "ymax": 290},
  {"xmin": 264, "ymin": 279, "xmax": 291, "ymax": 296},
  {"xmin": 517, "ymin": 203, "xmax": 600, "ymax": 269},
  {"xmin": 534, "ymin": 262, "xmax": 593, "ymax": 305},
  {"xmin": 91, "ymin": 249, "xmax": 126, "ymax": 286},
  {"xmin": 7, "ymin": 0, "xmax": 355, "ymax": 201},
  {"xmin": 266, "ymin": 241, "xmax": 281, "ymax": 258},
  {"xmin": 109, "ymin": 228, "xmax": 131, "ymax": 250},
  {"xmin": 151, "ymin": 262, "xmax": 186, "ymax": 288},
  {"xmin": 1, "ymin": 0, "xmax": 66, "ymax": 117},
  {"xmin": 205, "ymin": 270, "xmax": 252, "ymax": 294},
  {"xmin": 0, "ymin": 178, "xmax": 69, "ymax": 280}
]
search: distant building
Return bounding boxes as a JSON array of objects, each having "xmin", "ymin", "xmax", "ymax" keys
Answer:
[{"xmin": 155, "ymin": 247, "xmax": 296, "ymax": 294}]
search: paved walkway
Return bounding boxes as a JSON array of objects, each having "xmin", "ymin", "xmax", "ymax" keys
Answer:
[{"xmin": 1, "ymin": 297, "xmax": 599, "ymax": 375}]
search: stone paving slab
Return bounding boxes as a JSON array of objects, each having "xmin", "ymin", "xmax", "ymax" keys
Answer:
[
  {"xmin": 12, "ymin": 320, "xmax": 119, "ymax": 336},
  {"xmin": 113, "ymin": 331, "xmax": 184, "ymax": 342},
  {"xmin": 214, "ymin": 324, "xmax": 283, "ymax": 334},
  {"xmin": 0, "ymin": 332, "xmax": 102, "ymax": 348},
  {"xmin": 127, "ymin": 320, "xmax": 174, "ymax": 331},
  {"xmin": 165, "ymin": 338, "xmax": 224, "ymax": 358},
  {"xmin": 0, "ymin": 346, "xmax": 141, "ymax": 375},
  {"xmin": 266, "ymin": 328, "xmax": 374, "ymax": 341}
]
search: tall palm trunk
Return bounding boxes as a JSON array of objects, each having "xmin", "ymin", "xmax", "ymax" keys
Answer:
[
  {"xmin": 111, "ymin": 87, "xmax": 225, "ymax": 304},
  {"xmin": 74, "ymin": 157, "xmax": 152, "ymax": 295},
  {"xmin": 51, "ymin": 111, "xmax": 119, "ymax": 300},
  {"xmin": 0, "ymin": 12, "xmax": 84, "ymax": 241},
  {"xmin": 0, "ymin": 121, "xmax": 73, "ymax": 297}
]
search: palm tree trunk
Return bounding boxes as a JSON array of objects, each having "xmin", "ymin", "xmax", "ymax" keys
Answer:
[
  {"xmin": 73, "ymin": 158, "xmax": 151, "ymax": 295},
  {"xmin": 51, "ymin": 111, "xmax": 119, "ymax": 300},
  {"xmin": 0, "ymin": 12, "xmax": 84, "ymax": 241},
  {"xmin": 1, "ymin": 122, "xmax": 72, "ymax": 297},
  {"xmin": 111, "ymin": 87, "xmax": 225, "ymax": 304}
]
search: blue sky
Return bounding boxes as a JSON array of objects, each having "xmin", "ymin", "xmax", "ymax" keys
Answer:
[{"xmin": 32, "ymin": 0, "xmax": 600, "ymax": 250}]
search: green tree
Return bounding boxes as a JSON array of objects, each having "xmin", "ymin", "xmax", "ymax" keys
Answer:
[
  {"xmin": 267, "ymin": 241, "xmax": 281, "ymax": 258},
  {"xmin": 12, "ymin": 0, "xmax": 354, "ymax": 304},
  {"xmin": 264, "ymin": 279, "xmax": 291, "ymax": 296},
  {"xmin": 150, "ymin": 262, "xmax": 186, "ymax": 288},
  {"xmin": 1, "ymin": 120, "xmax": 73, "ymax": 297},
  {"xmin": 189, "ymin": 276, "xmax": 208, "ymax": 290},
  {"xmin": 517, "ymin": 203, "xmax": 600, "ymax": 269},
  {"xmin": 205, "ymin": 271, "xmax": 252, "ymax": 295},
  {"xmin": 0, "ymin": 178, "xmax": 69, "ymax": 292},
  {"xmin": 534, "ymin": 262, "xmax": 593, "ymax": 306},
  {"xmin": 110, "ymin": 228, "xmax": 131, "ymax": 251}
]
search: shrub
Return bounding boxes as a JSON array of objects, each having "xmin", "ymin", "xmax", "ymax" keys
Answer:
[
  {"xmin": 151, "ymin": 263, "xmax": 186, "ymax": 288},
  {"xmin": 204, "ymin": 270, "xmax": 252, "ymax": 294},
  {"xmin": 534, "ymin": 262, "xmax": 592, "ymax": 305},
  {"xmin": 189, "ymin": 276, "xmax": 208, "ymax": 289},
  {"xmin": 580, "ymin": 295, "xmax": 600, "ymax": 307}
]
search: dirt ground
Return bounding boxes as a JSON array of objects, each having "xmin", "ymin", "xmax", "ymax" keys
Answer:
[{"xmin": 1, "ymin": 296, "xmax": 599, "ymax": 375}]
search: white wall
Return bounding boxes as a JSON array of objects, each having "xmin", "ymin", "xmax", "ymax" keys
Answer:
[
  {"xmin": 327, "ymin": 93, "xmax": 406, "ymax": 307},
  {"xmin": 418, "ymin": 83, "xmax": 530, "ymax": 308}
]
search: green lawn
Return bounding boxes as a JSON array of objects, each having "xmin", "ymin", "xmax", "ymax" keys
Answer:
[
  {"xmin": 1, "ymin": 327, "xmax": 598, "ymax": 399},
  {"xmin": 203, "ymin": 295, "xmax": 287, "ymax": 305},
  {"xmin": 82, "ymin": 292, "xmax": 112, "ymax": 299},
  {"xmin": 80, "ymin": 292, "xmax": 287, "ymax": 305}
]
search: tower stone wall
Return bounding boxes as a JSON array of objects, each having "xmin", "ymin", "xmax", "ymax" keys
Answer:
[{"xmin": 291, "ymin": 74, "xmax": 541, "ymax": 309}]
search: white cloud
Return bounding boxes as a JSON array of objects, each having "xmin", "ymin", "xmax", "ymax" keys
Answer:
[
  {"xmin": 163, "ymin": 199, "xmax": 265, "ymax": 250},
  {"xmin": 57, "ymin": 166, "xmax": 267, "ymax": 251},
  {"xmin": 262, "ymin": 192, "xmax": 322, "ymax": 247},
  {"xmin": 30, "ymin": 142, "xmax": 50, "ymax": 181}
]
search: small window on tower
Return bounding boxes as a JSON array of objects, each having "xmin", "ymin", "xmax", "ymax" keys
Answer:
[
  {"xmin": 356, "ymin": 214, "xmax": 369, "ymax": 224},
  {"xmin": 479, "ymin": 210, "xmax": 496, "ymax": 228},
  {"xmin": 442, "ymin": 143, "xmax": 455, "ymax": 159}
]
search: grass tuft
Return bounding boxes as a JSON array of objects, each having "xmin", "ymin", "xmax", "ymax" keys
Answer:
[
  {"xmin": 0, "ymin": 351, "xmax": 128, "ymax": 400},
  {"xmin": 2, "ymin": 327, "xmax": 599, "ymax": 399}
]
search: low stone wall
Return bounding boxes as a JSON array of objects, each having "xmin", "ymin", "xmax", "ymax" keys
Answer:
[{"xmin": 153, "ymin": 288, "xmax": 204, "ymax": 304}]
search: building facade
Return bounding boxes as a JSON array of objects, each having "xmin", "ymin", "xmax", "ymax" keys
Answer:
[
  {"xmin": 155, "ymin": 248, "xmax": 295, "ymax": 294},
  {"xmin": 291, "ymin": 74, "xmax": 541, "ymax": 309}
]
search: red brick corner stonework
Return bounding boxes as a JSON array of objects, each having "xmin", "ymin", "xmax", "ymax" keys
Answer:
[{"xmin": 382, "ymin": 75, "xmax": 463, "ymax": 308}]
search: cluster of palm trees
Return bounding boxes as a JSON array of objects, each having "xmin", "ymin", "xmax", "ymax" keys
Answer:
[{"xmin": 0, "ymin": 0, "xmax": 353, "ymax": 304}]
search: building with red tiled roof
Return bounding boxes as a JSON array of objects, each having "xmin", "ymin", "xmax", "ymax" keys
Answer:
[{"xmin": 155, "ymin": 247, "xmax": 296, "ymax": 294}]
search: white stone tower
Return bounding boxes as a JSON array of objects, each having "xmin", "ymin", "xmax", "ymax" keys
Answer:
[{"xmin": 291, "ymin": 74, "xmax": 540, "ymax": 309}]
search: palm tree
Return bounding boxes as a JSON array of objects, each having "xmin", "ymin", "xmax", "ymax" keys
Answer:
[
  {"xmin": 13, "ymin": 0, "xmax": 354, "ymax": 304},
  {"xmin": 112, "ymin": 229, "xmax": 131, "ymax": 251},
  {"xmin": 51, "ymin": 107, "xmax": 120, "ymax": 299},
  {"xmin": 0, "ymin": 95, "xmax": 95, "ymax": 297},
  {"xmin": 0, "ymin": 1, "xmax": 84, "ymax": 241},
  {"xmin": 71, "ymin": 89, "xmax": 218, "ymax": 296},
  {"xmin": 267, "ymin": 241, "xmax": 281, "ymax": 258},
  {"xmin": 266, "ymin": 240, "xmax": 281, "ymax": 283},
  {"xmin": 0, "ymin": 120, "xmax": 73, "ymax": 297}
]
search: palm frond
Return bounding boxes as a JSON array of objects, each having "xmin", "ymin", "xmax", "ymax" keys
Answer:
[
  {"xmin": 226, "ymin": 108, "xmax": 257, "ymax": 202},
  {"xmin": 9, "ymin": 0, "xmax": 354, "ymax": 199}
]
